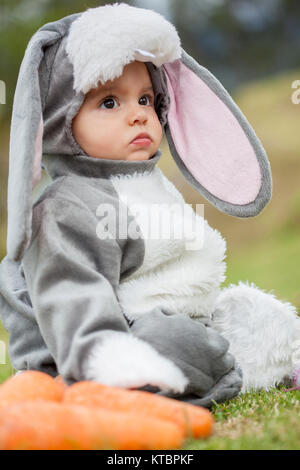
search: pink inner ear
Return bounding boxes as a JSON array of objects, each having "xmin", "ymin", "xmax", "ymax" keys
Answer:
[
  {"xmin": 163, "ymin": 60, "xmax": 261, "ymax": 205},
  {"xmin": 32, "ymin": 116, "xmax": 43, "ymax": 188}
]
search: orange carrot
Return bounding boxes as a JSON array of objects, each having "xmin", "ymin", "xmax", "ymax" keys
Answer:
[
  {"xmin": 54, "ymin": 374, "xmax": 68, "ymax": 390},
  {"xmin": 0, "ymin": 401, "xmax": 184, "ymax": 450},
  {"xmin": 64, "ymin": 381, "xmax": 214, "ymax": 439},
  {"xmin": 0, "ymin": 371, "xmax": 65, "ymax": 410}
]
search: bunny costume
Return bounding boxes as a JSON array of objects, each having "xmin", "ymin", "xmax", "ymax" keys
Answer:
[{"xmin": 0, "ymin": 4, "xmax": 299, "ymax": 406}]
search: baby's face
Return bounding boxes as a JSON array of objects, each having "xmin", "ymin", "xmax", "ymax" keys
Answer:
[{"xmin": 72, "ymin": 61, "xmax": 163, "ymax": 161}]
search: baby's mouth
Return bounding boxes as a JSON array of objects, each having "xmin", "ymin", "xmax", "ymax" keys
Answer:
[{"xmin": 130, "ymin": 133, "xmax": 152, "ymax": 147}]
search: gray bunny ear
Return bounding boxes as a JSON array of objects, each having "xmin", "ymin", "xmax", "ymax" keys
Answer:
[
  {"xmin": 163, "ymin": 49, "xmax": 272, "ymax": 218},
  {"xmin": 6, "ymin": 15, "xmax": 79, "ymax": 261}
]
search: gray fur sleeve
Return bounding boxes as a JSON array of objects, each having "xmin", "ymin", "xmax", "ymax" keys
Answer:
[
  {"xmin": 22, "ymin": 197, "xmax": 188, "ymax": 391},
  {"xmin": 130, "ymin": 308, "xmax": 243, "ymax": 407}
]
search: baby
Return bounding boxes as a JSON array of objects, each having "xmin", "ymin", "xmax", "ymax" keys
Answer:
[
  {"xmin": 1, "ymin": 4, "xmax": 299, "ymax": 405},
  {"xmin": 23, "ymin": 55, "xmax": 238, "ymax": 401}
]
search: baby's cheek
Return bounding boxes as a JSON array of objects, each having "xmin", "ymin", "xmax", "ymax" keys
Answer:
[
  {"xmin": 154, "ymin": 120, "xmax": 163, "ymax": 145},
  {"xmin": 100, "ymin": 134, "xmax": 122, "ymax": 157}
]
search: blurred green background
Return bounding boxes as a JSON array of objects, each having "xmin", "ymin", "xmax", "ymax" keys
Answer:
[{"xmin": 0, "ymin": 0, "xmax": 299, "ymax": 374}]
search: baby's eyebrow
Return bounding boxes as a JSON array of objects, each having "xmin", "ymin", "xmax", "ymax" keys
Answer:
[{"xmin": 92, "ymin": 84, "xmax": 154, "ymax": 98}]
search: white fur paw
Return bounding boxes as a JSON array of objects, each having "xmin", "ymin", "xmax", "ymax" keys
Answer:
[
  {"xmin": 211, "ymin": 281, "xmax": 300, "ymax": 392},
  {"xmin": 84, "ymin": 331, "xmax": 188, "ymax": 393}
]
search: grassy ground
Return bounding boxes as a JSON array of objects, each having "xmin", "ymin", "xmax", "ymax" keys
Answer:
[{"xmin": 184, "ymin": 386, "xmax": 300, "ymax": 450}]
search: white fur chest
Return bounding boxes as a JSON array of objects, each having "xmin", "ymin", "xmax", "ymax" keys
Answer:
[{"xmin": 110, "ymin": 168, "xmax": 227, "ymax": 323}]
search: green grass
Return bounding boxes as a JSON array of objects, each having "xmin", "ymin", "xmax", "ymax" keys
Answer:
[
  {"xmin": 183, "ymin": 386, "xmax": 300, "ymax": 450},
  {"xmin": 225, "ymin": 226, "xmax": 300, "ymax": 311}
]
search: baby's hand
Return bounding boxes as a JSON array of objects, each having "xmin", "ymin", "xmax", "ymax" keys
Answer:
[{"xmin": 130, "ymin": 307, "xmax": 237, "ymax": 397}]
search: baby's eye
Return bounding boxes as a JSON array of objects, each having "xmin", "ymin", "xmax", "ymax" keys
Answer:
[
  {"xmin": 100, "ymin": 97, "xmax": 118, "ymax": 109},
  {"xmin": 139, "ymin": 94, "xmax": 153, "ymax": 106}
]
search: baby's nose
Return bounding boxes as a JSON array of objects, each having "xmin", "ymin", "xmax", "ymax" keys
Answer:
[{"xmin": 128, "ymin": 104, "xmax": 148, "ymax": 125}]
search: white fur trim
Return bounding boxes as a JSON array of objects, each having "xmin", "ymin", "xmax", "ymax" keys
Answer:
[
  {"xmin": 84, "ymin": 331, "xmax": 188, "ymax": 393},
  {"xmin": 66, "ymin": 3, "xmax": 181, "ymax": 93},
  {"xmin": 211, "ymin": 281, "xmax": 300, "ymax": 392},
  {"xmin": 110, "ymin": 168, "xmax": 226, "ymax": 323}
]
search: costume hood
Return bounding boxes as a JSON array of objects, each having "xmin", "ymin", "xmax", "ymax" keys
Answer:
[{"xmin": 7, "ymin": 2, "xmax": 272, "ymax": 261}]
